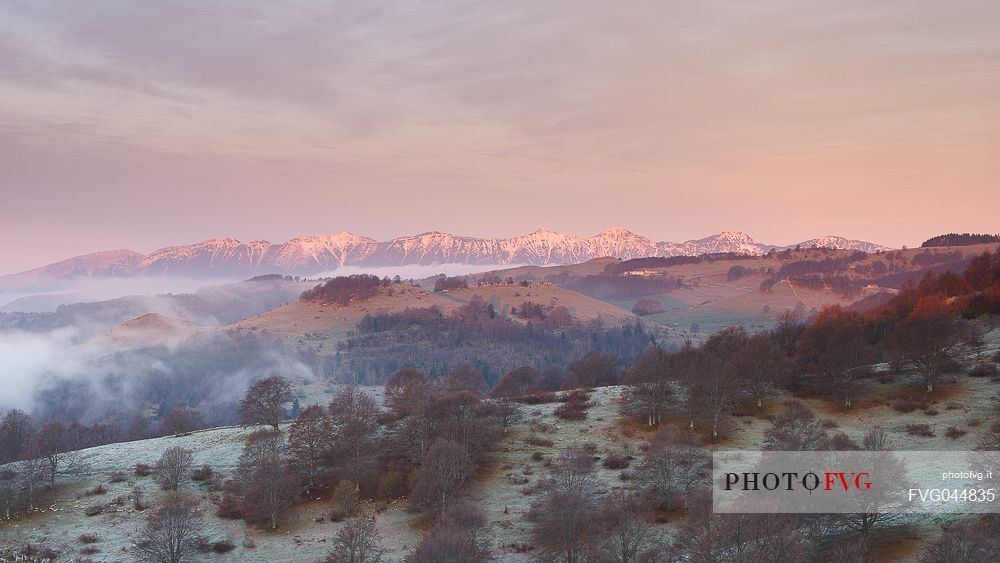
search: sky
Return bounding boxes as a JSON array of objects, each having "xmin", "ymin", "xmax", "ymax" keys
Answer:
[{"xmin": 1, "ymin": 0, "xmax": 999, "ymax": 274}]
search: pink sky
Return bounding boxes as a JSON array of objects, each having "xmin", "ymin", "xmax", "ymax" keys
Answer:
[{"xmin": 1, "ymin": 1, "xmax": 999, "ymax": 274}]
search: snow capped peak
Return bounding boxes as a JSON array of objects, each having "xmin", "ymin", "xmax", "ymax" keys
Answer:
[{"xmin": 1, "ymin": 228, "xmax": 893, "ymax": 290}]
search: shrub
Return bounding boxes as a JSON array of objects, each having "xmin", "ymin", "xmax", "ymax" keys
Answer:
[
  {"xmin": 85, "ymin": 506, "xmax": 103, "ymax": 516},
  {"xmin": 78, "ymin": 534, "xmax": 98, "ymax": 544},
  {"xmin": 969, "ymin": 364, "xmax": 999, "ymax": 378},
  {"xmin": 80, "ymin": 546, "xmax": 100, "ymax": 555},
  {"xmin": 191, "ymin": 464, "xmax": 213, "ymax": 482},
  {"xmin": 554, "ymin": 391, "xmax": 590, "ymax": 420},
  {"xmin": 212, "ymin": 540, "xmax": 235, "ymax": 553},
  {"xmin": 525, "ymin": 436, "xmax": 554, "ymax": 447},
  {"xmin": 892, "ymin": 400, "xmax": 924, "ymax": 414},
  {"xmin": 905, "ymin": 424, "xmax": 935, "ymax": 438},
  {"xmin": 945, "ymin": 427, "xmax": 968, "ymax": 440},
  {"xmin": 924, "ymin": 408, "xmax": 939, "ymax": 416},
  {"xmin": 85, "ymin": 484, "xmax": 106, "ymax": 496},
  {"xmin": 134, "ymin": 464, "xmax": 152, "ymax": 476},
  {"xmin": 531, "ymin": 452, "xmax": 544, "ymax": 462},
  {"xmin": 602, "ymin": 453, "xmax": 631, "ymax": 470},
  {"xmin": 109, "ymin": 471, "xmax": 127, "ymax": 483}
]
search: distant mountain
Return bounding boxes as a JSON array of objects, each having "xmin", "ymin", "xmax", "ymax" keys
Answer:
[{"xmin": 0, "ymin": 229, "xmax": 891, "ymax": 292}]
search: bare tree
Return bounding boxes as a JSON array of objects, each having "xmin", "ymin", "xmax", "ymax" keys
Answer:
[
  {"xmin": 622, "ymin": 346, "xmax": 673, "ymax": 427},
  {"xmin": 239, "ymin": 376, "xmax": 293, "ymax": 430},
  {"xmin": 0, "ymin": 409, "xmax": 33, "ymax": 464},
  {"xmin": 761, "ymin": 401, "xmax": 828, "ymax": 451},
  {"xmin": 325, "ymin": 517, "xmax": 387, "ymax": 563},
  {"xmin": 133, "ymin": 495, "xmax": 204, "ymax": 563},
  {"xmin": 796, "ymin": 306, "xmax": 872, "ymax": 407},
  {"xmin": 594, "ymin": 492, "xmax": 663, "ymax": 563},
  {"xmin": 153, "ymin": 446, "xmax": 194, "ymax": 491},
  {"xmin": 494, "ymin": 398, "xmax": 522, "ymax": 434},
  {"xmin": 0, "ymin": 467, "xmax": 18, "ymax": 519},
  {"xmin": 921, "ymin": 516, "xmax": 1000, "ymax": 562},
  {"xmin": 329, "ymin": 386, "xmax": 380, "ymax": 486},
  {"xmin": 159, "ymin": 406, "xmax": 204, "ymax": 436},
  {"xmin": 528, "ymin": 451, "xmax": 601, "ymax": 562},
  {"xmin": 18, "ymin": 456, "xmax": 47, "ymax": 511},
  {"xmin": 734, "ymin": 333, "xmax": 788, "ymax": 408},
  {"xmin": 637, "ymin": 427, "xmax": 710, "ymax": 511},
  {"xmin": 410, "ymin": 439, "xmax": 475, "ymax": 513},
  {"xmin": 384, "ymin": 368, "xmax": 432, "ymax": 418},
  {"xmin": 288, "ymin": 405, "xmax": 335, "ymax": 489},
  {"xmin": 681, "ymin": 492, "xmax": 812, "ymax": 562},
  {"xmin": 888, "ymin": 296, "xmax": 967, "ymax": 392},
  {"xmin": 237, "ymin": 428, "xmax": 298, "ymax": 529}
]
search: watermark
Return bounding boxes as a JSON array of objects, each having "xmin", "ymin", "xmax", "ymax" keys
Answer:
[{"xmin": 713, "ymin": 450, "xmax": 1000, "ymax": 513}]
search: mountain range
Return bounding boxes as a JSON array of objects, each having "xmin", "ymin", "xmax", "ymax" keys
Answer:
[{"xmin": 0, "ymin": 228, "xmax": 890, "ymax": 292}]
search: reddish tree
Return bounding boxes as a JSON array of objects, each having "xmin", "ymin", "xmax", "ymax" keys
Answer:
[{"xmin": 239, "ymin": 376, "xmax": 293, "ymax": 430}]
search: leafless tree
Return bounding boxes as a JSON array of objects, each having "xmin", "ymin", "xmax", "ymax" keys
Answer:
[
  {"xmin": 637, "ymin": 426, "xmax": 710, "ymax": 511},
  {"xmin": 153, "ymin": 446, "xmax": 194, "ymax": 491},
  {"xmin": 237, "ymin": 428, "xmax": 298, "ymax": 529},
  {"xmin": 0, "ymin": 409, "xmax": 33, "ymax": 464},
  {"xmin": 442, "ymin": 363, "xmax": 486, "ymax": 397},
  {"xmin": 796, "ymin": 306, "xmax": 872, "ymax": 407},
  {"xmin": 921, "ymin": 516, "xmax": 1000, "ymax": 562},
  {"xmin": 18, "ymin": 456, "xmax": 47, "ymax": 511},
  {"xmin": 837, "ymin": 427, "xmax": 911, "ymax": 536},
  {"xmin": 330, "ymin": 479, "xmax": 362, "ymax": 521},
  {"xmin": 384, "ymin": 368, "xmax": 432, "ymax": 418},
  {"xmin": 410, "ymin": 439, "xmax": 475, "ymax": 513},
  {"xmin": 565, "ymin": 351, "xmax": 618, "ymax": 389},
  {"xmin": 761, "ymin": 401, "xmax": 829, "ymax": 451},
  {"xmin": 734, "ymin": 333, "xmax": 788, "ymax": 408},
  {"xmin": 888, "ymin": 296, "xmax": 967, "ymax": 392},
  {"xmin": 593, "ymin": 492, "xmax": 663, "ymax": 563},
  {"xmin": 622, "ymin": 346, "xmax": 673, "ymax": 427},
  {"xmin": 329, "ymin": 386, "xmax": 380, "ymax": 486},
  {"xmin": 239, "ymin": 375, "xmax": 293, "ymax": 430},
  {"xmin": 133, "ymin": 494, "xmax": 204, "ymax": 563},
  {"xmin": 288, "ymin": 405, "xmax": 335, "ymax": 489},
  {"xmin": 159, "ymin": 406, "xmax": 204, "ymax": 435},
  {"xmin": 325, "ymin": 517, "xmax": 387, "ymax": 563},
  {"xmin": 494, "ymin": 398, "xmax": 522, "ymax": 434},
  {"xmin": 1, "ymin": 467, "xmax": 18, "ymax": 519},
  {"xmin": 527, "ymin": 451, "xmax": 601, "ymax": 562},
  {"xmin": 680, "ymin": 490, "xmax": 812, "ymax": 562}
]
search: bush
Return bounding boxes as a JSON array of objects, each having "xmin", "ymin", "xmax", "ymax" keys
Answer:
[
  {"xmin": 134, "ymin": 463, "xmax": 152, "ymax": 476},
  {"xmin": 945, "ymin": 427, "xmax": 968, "ymax": 440},
  {"xmin": 892, "ymin": 399, "xmax": 925, "ymax": 414},
  {"xmin": 525, "ymin": 436, "xmax": 554, "ymax": 447},
  {"xmin": 80, "ymin": 546, "xmax": 100, "ymax": 555},
  {"xmin": 531, "ymin": 451, "xmax": 544, "ymax": 462},
  {"xmin": 924, "ymin": 408, "xmax": 939, "ymax": 416},
  {"xmin": 85, "ymin": 484, "xmax": 106, "ymax": 496},
  {"xmin": 554, "ymin": 391, "xmax": 590, "ymax": 421},
  {"xmin": 602, "ymin": 453, "xmax": 631, "ymax": 469},
  {"xmin": 212, "ymin": 540, "xmax": 236, "ymax": 553},
  {"xmin": 905, "ymin": 424, "xmax": 935, "ymax": 438},
  {"xmin": 109, "ymin": 471, "xmax": 127, "ymax": 483},
  {"xmin": 968, "ymin": 364, "xmax": 999, "ymax": 378},
  {"xmin": 191, "ymin": 464, "xmax": 213, "ymax": 482},
  {"xmin": 78, "ymin": 534, "xmax": 98, "ymax": 544},
  {"xmin": 85, "ymin": 506, "xmax": 103, "ymax": 516}
]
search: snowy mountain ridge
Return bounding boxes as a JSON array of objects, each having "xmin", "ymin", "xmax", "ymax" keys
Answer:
[{"xmin": 0, "ymin": 228, "xmax": 891, "ymax": 291}]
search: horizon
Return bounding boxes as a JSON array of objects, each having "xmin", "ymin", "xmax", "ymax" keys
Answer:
[
  {"xmin": 3, "ymin": 1, "xmax": 999, "ymax": 273},
  {"xmin": 0, "ymin": 225, "xmax": 914, "ymax": 276}
]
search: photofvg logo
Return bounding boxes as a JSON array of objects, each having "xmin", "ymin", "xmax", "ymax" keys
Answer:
[
  {"xmin": 724, "ymin": 469, "xmax": 872, "ymax": 493},
  {"xmin": 712, "ymin": 451, "xmax": 1000, "ymax": 514}
]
